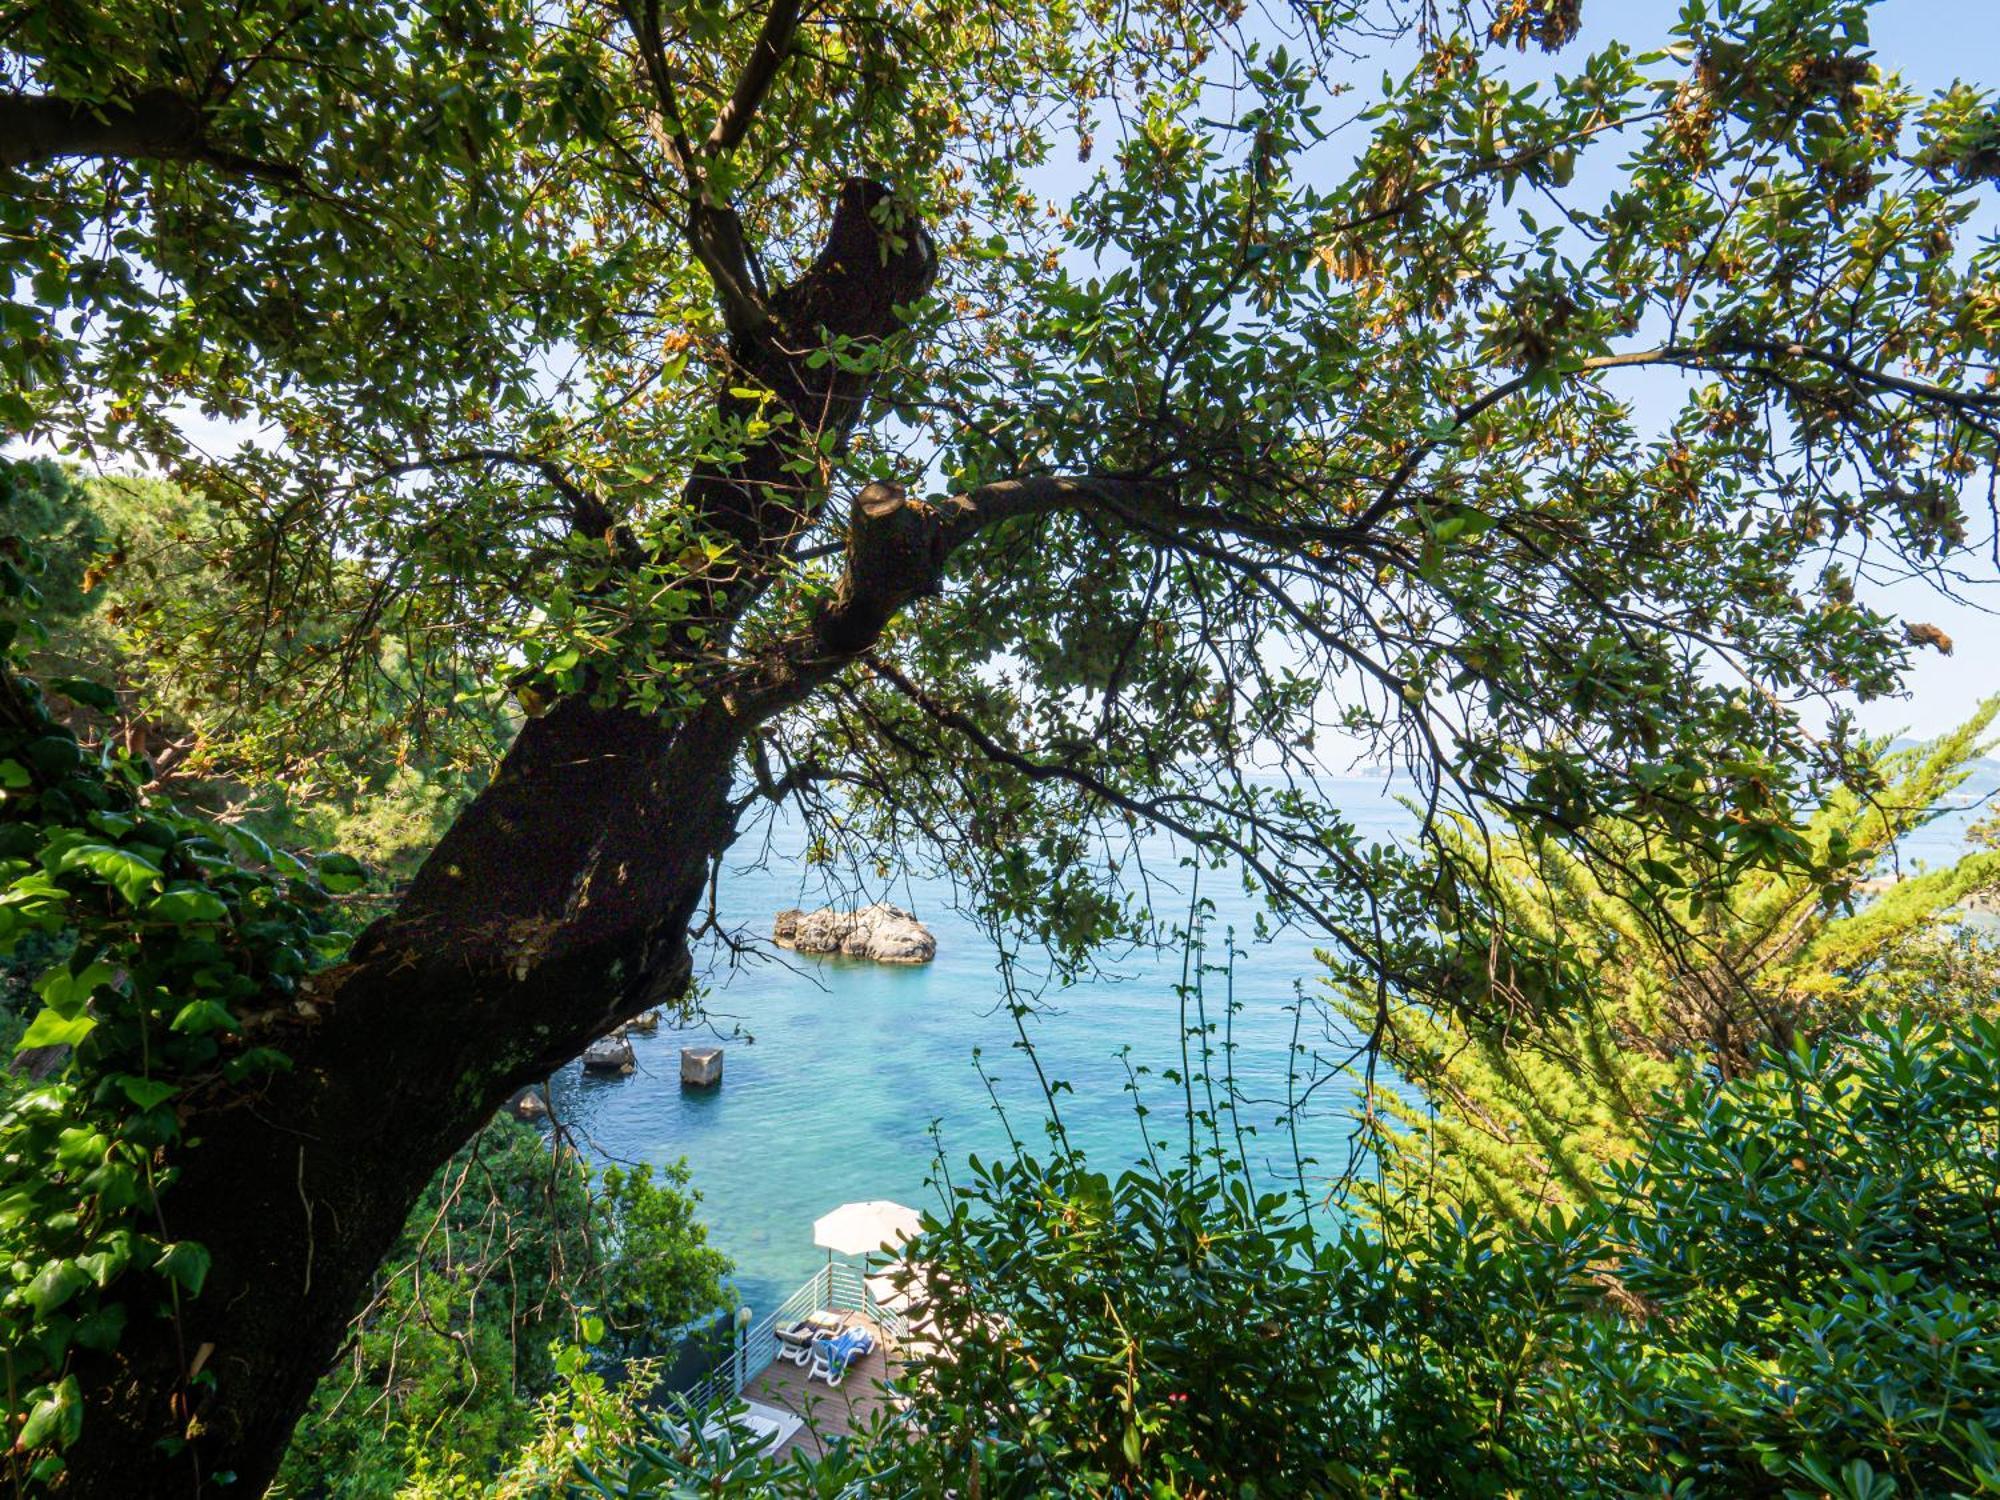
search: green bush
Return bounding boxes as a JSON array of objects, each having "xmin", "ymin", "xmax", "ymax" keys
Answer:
[
  {"xmin": 273, "ymin": 1118, "xmax": 731, "ymax": 1500},
  {"xmin": 563, "ymin": 1011, "xmax": 2000, "ymax": 1498},
  {"xmin": 1543, "ymin": 1014, "xmax": 2000, "ymax": 1497}
]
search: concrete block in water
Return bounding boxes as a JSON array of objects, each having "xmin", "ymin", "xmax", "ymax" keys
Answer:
[{"xmin": 681, "ymin": 1047, "xmax": 723, "ymax": 1087}]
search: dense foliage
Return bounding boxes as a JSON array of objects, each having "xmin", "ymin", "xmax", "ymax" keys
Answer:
[
  {"xmin": 275, "ymin": 1119, "xmax": 729, "ymax": 1500},
  {"xmin": 4, "ymin": 458, "xmax": 497, "ymax": 867},
  {"xmin": 0, "ymin": 476, "xmax": 360, "ymax": 1488},
  {"xmin": 1354, "ymin": 705, "xmax": 2000, "ymax": 1222},
  {"xmin": 11, "ymin": 0, "xmax": 2000, "ymax": 958},
  {"xmin": 557, "ymin": 1009, "xmax": 2000, "ymax": 1499},
  {"xmin": 6, "ymin": 0, "xmax": 2000, "ymax": 1486}
]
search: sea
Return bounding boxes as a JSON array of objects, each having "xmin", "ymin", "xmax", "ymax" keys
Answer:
[{"xmin": 548, "ymin": 761, "xmax": 2000, "ymax": 1319}]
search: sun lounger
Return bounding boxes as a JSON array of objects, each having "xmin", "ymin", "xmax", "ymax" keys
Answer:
[
  {"xmin": 808, "ymin": 1327, "xmax": 875, "ymax": 1387},
  {"xmin": 773, "ymin": 1320, "xmax": 820, "ymax": 1365}
]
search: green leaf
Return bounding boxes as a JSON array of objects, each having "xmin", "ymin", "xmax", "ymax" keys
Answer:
[
  {"xmin": 154, "ymin": 1241, "xmax": 212, "ymax": 1297},
  {"xmin": 315, "ymin": 852, "xmax": 367, "ymax": 895},
  {"xmin": 1432, "ymin": 508, "xmax": 1498, "ymax": 544},
  {"xmin": 147, "ymin": 886, "xmax": 230, "ymax": 924},
  {"xmin": 18, "ymin": 1376, "xmax": 82, "ymax": 1451},
  {"xmin": 58, "ymin": 844, "xmax": 162, "ymax": 904},
  {"xmin": 76, "ymin": 1239, "xmax": 132, "ymax": 1287},
  {"xmin": 25, "ymin": 1259, "xmax": 88, "ymax": 1315},
  {"xmin": 47, "ymin": 677, "xmax": 118, "ymax": 713},
  {"xmin": 38, "ymin": 960, "xmax": 116, "ymax": 1017},
  {"xmin": 1637, "ymin": 858, "xmax": 1681, "ymax": 887},
  {"xmin": 17, "ymin": 1008, "xmax": 96, "ymax": 1051},
  {"xmin": 169, "ymin": 1000, "xmax": 237, "ymax": 1036},
  {"xmin": 115, "ymin": 1076, "xmax": 179, "ymax": 1111},
  {"xmin": 72, "ymin": 1302, "xmax": 126, "ymax": 1353}
]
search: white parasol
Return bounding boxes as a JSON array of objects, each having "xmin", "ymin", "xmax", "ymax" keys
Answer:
[{"xmin": 812, "ymin": 1199, "xmax": 922, "ymax": 1262}]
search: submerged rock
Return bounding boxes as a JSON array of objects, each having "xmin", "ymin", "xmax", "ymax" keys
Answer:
[{"xmin": 773, "ymin": 901, "xmax": 937, "ymax": 963}]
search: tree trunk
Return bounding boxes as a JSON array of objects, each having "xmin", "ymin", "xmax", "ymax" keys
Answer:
[
  {"xmin": 57, "ymin": 180, "xmax": 940, "ymax": 1497},
  {"xmin": 63, "ymin": 696, "xmax": 743, "ymax": 1496}
]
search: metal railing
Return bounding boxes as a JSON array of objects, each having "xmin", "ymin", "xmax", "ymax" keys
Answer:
[{"xmin": 679, "ymin": 1260, "xmax": 911, "ymax": 1416}]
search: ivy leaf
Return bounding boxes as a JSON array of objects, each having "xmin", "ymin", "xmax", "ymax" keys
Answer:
[
  {"xmin": 17, "ymin": 1009, "xmax": 96, "ymax": 1051},
  {"xmin": 147, "ymin": 886, "xmax": 230, "ymax": 924},
  {"xmin": 17, "ymin": 1375, "xmax": 82, "ymax": 1451},
  {"xmin": 58, "ymin": 844, "xmax": 163, "ymax": 905},
  {"xmin": 76, "ymin": 1239, "xmax": 132, "ymax": 1286},
  {"xmin": 169, "ymin": 1000, "xmax": 237, "ymax": 1036},
  {"xmin": 114, "ymin": 1076, "xmax": 179, "ymax": 1111},
  {"xmin": 71, "ymin": 1303, "xmax": 126, "ymax": 1353},
  {"xmin": 25, "ymin": 1260, "xmax": 88, "ymax": 1315},
  {"xmin": 37, "ymin": 960, "xmax": 116, "ymax": 1017},
  {"xmin": 315, "ymin": 853, "xmax": 367, "ymax": 895},
  {"xmin": 154, "ymin": 1241, "xmax": 212, "ymax": 1297}
]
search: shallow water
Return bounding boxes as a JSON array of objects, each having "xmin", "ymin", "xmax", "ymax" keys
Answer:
[{"xmin": 550, "ymin": 767, "xmax": 1998, "ymax": 1318}]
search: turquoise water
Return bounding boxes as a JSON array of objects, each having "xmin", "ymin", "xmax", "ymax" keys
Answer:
[{"xmin": 549, "ymin": 767, "xmax": 1997, "ymax": 1319}]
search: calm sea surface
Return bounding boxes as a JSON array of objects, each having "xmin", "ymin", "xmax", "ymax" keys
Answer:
[{"xmin": 551, "ymin": 766, "xmax": 1997, "ymax": 1317}]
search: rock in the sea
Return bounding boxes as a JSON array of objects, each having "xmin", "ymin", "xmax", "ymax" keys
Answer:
[
  {"xmin": 506, "ymin": 1086, "xmax": 550, "ymax": 1120},
  {"xmin": 629, "ymin": 1009, "xmax": 662, "ymax": 1032},
  {"xmin": 582, "ymin": 1034, "xmax": 636, "ymax": 1074},
  {"xmin": 773, "ymin": 901, "xmax": 937, "ymax": 963}
]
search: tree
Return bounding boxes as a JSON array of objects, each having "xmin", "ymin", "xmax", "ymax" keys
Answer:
[
  {"xmin": 4, "ymin": 0, "xmax": 2000, "ymax": 1490},
  {"xmin": 1355, "ymin": 702, "xmax": 2000, "ymax": 1224},
  {"xmin": 2, "ymin": 459, "xmax": 496, "ymax": 866}
]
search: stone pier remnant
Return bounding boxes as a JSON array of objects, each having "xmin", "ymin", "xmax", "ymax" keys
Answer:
[{"xmin": 681, "ymin": 1046, "xmax": 724, "ymax": 1088}]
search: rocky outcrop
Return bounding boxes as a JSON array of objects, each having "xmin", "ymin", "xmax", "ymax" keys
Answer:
[
  {"xmin": 582, "ymin": 1033, "xmax": 636, "ymax": 1074},
  {"xmin": 773, "ymin": 901, "xmax": 937, "ymax": 963}
]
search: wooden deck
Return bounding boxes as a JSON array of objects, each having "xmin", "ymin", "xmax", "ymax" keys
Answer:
[{"xmin": 741, "ymin": 1308, "xmax": 905, "ymax": 1461}]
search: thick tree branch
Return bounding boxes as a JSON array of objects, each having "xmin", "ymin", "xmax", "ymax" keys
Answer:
[
  {"xmin": 682, "ymin": 178, "xmax": 937, "ymax": 568},
  {"xmin": 685, "ymin": 200, "xmax": 773, "ymax": 337},
  {"xmin": 617, "ymin": 0, "xmax": 797, "ymax": 338},
  {"xmin": 818, "ymin": 473, "xmax": 1176, "ymax": 652},
  {"xmin": 727, "ymin": 472, "xmax": 1176, "ymax": 721},
  {"xmin": 706, "ymin": 0, "xmax": 803, "ymax": 155},
  {"xmin": 0, "ymin": 87, "xmax": 304, "ymax": 184}
]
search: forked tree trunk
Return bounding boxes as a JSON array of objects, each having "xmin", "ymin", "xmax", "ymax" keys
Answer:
[{"xmin": 59, "ymin": 181, "xmax": 939, "ymax": 1498}]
